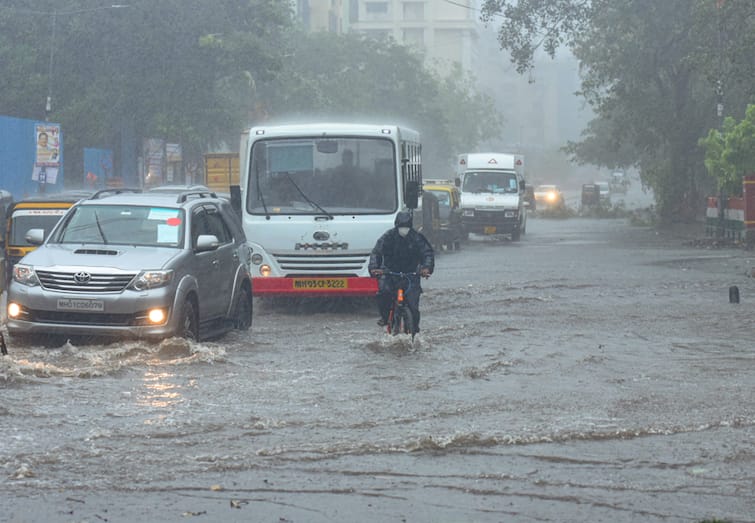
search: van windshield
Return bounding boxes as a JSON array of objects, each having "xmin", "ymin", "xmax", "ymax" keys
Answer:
[{"xmin": 462, "ymin": 171, "xmax": 518, "ymax": 194}]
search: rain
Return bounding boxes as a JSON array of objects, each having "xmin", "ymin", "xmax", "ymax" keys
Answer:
[{"xmin": 1, "ymin": 1, "xmax": 754, "ymax": 522}]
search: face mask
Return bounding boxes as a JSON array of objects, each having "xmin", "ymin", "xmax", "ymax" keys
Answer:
[{"xmin": 398, "ymin": 227, "xmax": 410, "ymax": 237}]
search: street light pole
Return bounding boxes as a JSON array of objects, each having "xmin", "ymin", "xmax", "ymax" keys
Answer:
[
  {"xmin": 42, "ymin": 4, "xmax": 129, "ymax": 121},
  {"xmin": 45, "ymin": 11, "xmax": 57, "ymax": 121}
]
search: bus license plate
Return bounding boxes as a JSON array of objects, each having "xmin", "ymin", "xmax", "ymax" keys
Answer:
[
  {"xmin": 292, "ymin": 278, "xmax": 347, "ymax": 290},
  {"xmin": 484, "ymin": 226, "xmax": 497, "ymax": 234},
  {"xmin": 57, "ymin": 298, "xmax": 105, "ymax": 312}
]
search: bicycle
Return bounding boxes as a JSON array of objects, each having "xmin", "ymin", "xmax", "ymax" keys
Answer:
[{"xmin": 380, "ymin": 271, "xmax": 419, "ymax": 339}]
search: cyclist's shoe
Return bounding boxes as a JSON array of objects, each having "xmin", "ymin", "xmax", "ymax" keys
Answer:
[{"xmin": 377, "ymin": 318, "xmax": 388, "ymax": 326}]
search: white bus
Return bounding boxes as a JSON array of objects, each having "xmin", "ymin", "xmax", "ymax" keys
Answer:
[{"xmin": 238, "ymin": 122, "xmax": 422, "ymax": 296}]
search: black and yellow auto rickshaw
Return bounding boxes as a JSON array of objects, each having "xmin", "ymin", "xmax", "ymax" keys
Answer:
[
  {"xmin": 3, "ymin": 191, "xmax": 91, "ymax": 286},
  {"xmin": 422, "ymin": 181, "xmax": 463, "ymax": 250}
]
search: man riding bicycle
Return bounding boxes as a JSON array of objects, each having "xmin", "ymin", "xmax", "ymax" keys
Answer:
[{"xmin": 369, "ymin": 211, "xmax": 435, "ymax": 332}]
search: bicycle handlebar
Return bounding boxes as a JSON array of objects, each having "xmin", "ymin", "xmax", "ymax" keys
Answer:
[{"xmin": 380, "ymin": 271, "xmax": 418, "ymax": 278}]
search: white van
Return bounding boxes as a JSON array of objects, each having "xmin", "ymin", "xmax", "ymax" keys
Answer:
[{"xmin": 455, "ymin": 153, "xmax": 527, "ymax": 241}]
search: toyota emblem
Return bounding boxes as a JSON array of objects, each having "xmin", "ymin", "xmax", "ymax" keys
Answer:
[
  {"xmin": 74, "ymin": 271, "xmax": 91, "ymax": 284},
  {"xmin": 313, "ymin": 231, "xmax": 330, "ymax": 241}
]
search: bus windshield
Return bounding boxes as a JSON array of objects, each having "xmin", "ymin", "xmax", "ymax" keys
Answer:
[
  {"xmin": 462, "ymin": 171, "xmax": 519, "ymax": 194},
  {"xmin": 248, "ymin": 137, "xmax": 397, "ymax": 215}
]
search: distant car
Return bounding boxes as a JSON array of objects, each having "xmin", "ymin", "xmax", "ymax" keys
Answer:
[
  {"xmin": 6, "ymin": 188, "xmax": 253, "ymax": 345},
  {"xmin": 594, "ymin": 181, "xmax": 611, "ymax": 203},
  {"xmin": 533, "ymin": 184, "xmax": 565, "ymax": 210}
]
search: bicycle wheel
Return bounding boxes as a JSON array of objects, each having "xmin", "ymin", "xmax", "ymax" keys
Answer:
[
  {"xmin": 390, "ymin": 306, "xmax": 402, "ymax": 335},
  {"xmin": 399, "ymin": 307, "xmax": 414, "ymax": 336}
]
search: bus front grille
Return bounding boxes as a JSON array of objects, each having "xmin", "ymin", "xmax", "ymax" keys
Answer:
[{"xmin": 273, "ymin": 252, "xmax": 370, "ymax": 275}]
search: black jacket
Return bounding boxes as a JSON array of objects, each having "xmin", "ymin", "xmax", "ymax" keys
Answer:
[{"xmin": 369, "ymin": 227, "xmax": 435, "ymax": 274}]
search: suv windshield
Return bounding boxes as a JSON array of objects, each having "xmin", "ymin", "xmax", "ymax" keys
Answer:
[{"xmin": 52, "ymin": 205, "xmax": 185, "ymax": 248}]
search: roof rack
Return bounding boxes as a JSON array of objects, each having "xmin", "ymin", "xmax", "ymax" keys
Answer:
[
  {"xmin": 176, "ymin": 190, "xmax": 217, "ymax": 203},
  {"xmin": 90, "ymin": 188, "xmax": 142, "ymax": 199}
]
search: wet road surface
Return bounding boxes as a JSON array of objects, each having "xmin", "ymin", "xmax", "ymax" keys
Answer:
[{"xmin": 1, "ymin": 216, "xmax": 754, "ymax": 522}]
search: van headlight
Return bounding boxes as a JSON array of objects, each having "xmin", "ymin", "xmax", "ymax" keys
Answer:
[
  {"xmin": 129, "ymin": 270, "xmax": 173, "ymax": 291},
  {"xmin": 13, "ymin": 264, "xmax": 40, "ymax": 286},
  {"xmin": 462, "ymin": 209, "xmax": 475, "ymax": 217}
]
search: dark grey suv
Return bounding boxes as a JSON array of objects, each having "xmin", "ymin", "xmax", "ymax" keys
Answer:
[{"xmin": 6, "ymin": 188, "xmax": 253, "ymax": 344}]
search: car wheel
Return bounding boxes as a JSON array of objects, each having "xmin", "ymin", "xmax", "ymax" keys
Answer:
[
  {"xmin": 234, "ymin": 286, "xmax": 253, "ymax": 330},
  {"xmin": 179, "ymin": 298, "xmax": 199, "ymax": 340}
]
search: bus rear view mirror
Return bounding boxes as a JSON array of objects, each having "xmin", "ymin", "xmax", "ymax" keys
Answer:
[
  {"xmin": 405, "ymin": 180, "xmax": 419, "ymax": 209},
  {"xmin": 316, "ymin": 140, "xmax": 338, "ymax": 154}
]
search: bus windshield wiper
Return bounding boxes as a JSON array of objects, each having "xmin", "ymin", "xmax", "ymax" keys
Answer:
[
  {"xmin": 255, "ymin": 165, "xmax": 270, "ymax": 220},
  {"xmin": 285, "ymin": 173, "xmax": 334, "ymax": 220}
]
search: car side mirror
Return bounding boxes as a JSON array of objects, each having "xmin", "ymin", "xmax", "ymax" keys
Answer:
[
  {"xmin": 25, "ymin": 228, "xmax": 45, "ymax": 245},
  {"xmin": 454, "ymin": 178, "xmax": 461, "ymax": 187},
  {"xmin": 195, "ymin": 234, "xmax": 220, "ymax": 252}
]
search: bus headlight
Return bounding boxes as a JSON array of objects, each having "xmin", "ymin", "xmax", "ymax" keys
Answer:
[
  {"xmin": 259, "ymin": 264, "xmax": 271, "ymax": 277},
  {"xmin": 251, "ymin": 253, "xmax": 263, "ymax": 265}
]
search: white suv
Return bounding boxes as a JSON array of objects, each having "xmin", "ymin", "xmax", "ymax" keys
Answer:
[{"xmin": 6, "ymin": 188, "xmax": 253, "ymax": 345}]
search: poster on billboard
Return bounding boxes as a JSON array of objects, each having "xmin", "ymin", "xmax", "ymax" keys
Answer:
[
  {"xmin": 32, "ymin": 123, "xmax": 61, "ymax": 184},
  {"xmin": 143, "ymin": 138, "xmax": 164, "ymax": 186}
]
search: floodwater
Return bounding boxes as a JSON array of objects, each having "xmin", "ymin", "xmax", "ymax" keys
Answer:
[{"xmin": 1, "ymin": 214, "xmax": 754, "ymax": 522}]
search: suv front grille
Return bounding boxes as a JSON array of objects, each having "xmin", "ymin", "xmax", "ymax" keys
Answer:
[{"xmin": 35, "ymin": 269, "xmax": 137, "ymax": 293}]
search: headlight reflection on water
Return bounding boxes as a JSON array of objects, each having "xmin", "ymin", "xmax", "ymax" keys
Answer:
[{"xmin": 137, "ymin": 370, "xmax": 184, "ymax": 422}]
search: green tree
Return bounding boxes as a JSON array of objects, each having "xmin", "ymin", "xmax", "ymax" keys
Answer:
[
  {"xmin": 700, "ymin": 104, "xmax": 755, "ymax": 194},
  {"xmin": 482, "ymin": 0, "xmax": 755, "ymax": 222},
  {"xmin": 0, "ymin": 0, "xmax": 293, "ymax": 186}
]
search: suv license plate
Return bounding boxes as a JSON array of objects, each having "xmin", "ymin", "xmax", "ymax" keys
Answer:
[
  {"xmin": 292, "ymin": 278, "xmax": 347, "ymax": 290},
  {"xmin": 57, "ymin": 298, "xmax": 105, "ymax": 312}
]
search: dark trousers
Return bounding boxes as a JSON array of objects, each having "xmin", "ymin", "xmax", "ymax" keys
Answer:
[{"xmin": 376, "ymin": 274, "xmax": 422, "ymax": 330}]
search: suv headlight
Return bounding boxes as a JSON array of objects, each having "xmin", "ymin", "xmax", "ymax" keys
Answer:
[
  {"xmin": 129, "ymin": 270, "xmax": 173, "ymax": 291},
  {"xmin": 13, "ymin": 264, "xmax": 40, "ymax": 286}
]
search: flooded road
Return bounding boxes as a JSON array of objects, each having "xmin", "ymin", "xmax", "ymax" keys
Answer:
[{"xmin": 2, "ymin": 217, "xmax": 754, "ymax": 523}]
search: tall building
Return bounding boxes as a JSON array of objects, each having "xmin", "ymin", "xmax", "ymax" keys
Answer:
[
  {"xmin": 346, "ymin": 0, "xmax": 479, "ymax": 76},
  {"xmin": 297, "ymin": 0, "xmax": 346, "ymax": 33},
  {"xmin": 295, "ymin": 0, "xmax": 592, "ymax": 176}
]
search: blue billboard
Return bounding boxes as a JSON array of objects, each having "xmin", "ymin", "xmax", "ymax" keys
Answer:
[{"xmin": 0, "ymin": 115, "xmax": 65, "ymax": 199}]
